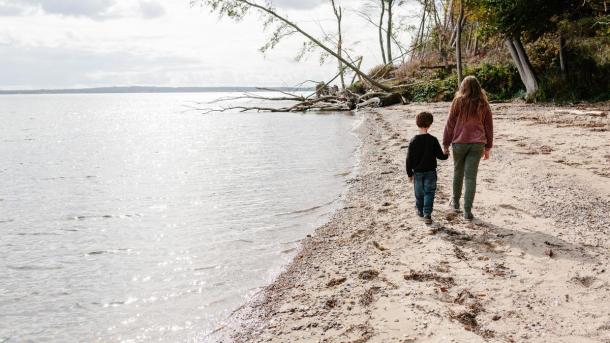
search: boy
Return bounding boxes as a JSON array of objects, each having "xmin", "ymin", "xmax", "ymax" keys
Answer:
[{"xmin": 406, "ymin": 112, "xmax": 449, "ymax": 224}]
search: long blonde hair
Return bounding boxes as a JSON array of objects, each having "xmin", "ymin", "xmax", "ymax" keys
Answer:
[{"xmin": 453, "ymin": 76, "xmax": 488, "ymax": 121}]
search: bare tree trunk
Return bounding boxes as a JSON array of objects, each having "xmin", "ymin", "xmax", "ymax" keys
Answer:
[
  {"xmin": 415, "ymin": 0, "xmax": 427, "ymax": 59},
  {"xmin": 431, "ymin": 0, "xmax": 448, "ymax": 68},
  {"xmin": 236, "ymin": 0, "xmax": 392, "ymax": 92},
  {"xmin": 472, "ymin": 26, "xmax": 479, "ymax": 56},
  {"xmin": 465, "ymin": 24, "xmax": 473, "ymax": 55},
  {"xmin": 386, "ymin": 0, "xmax": 393, "ymax": 63},
  {"xmin": 505, "ymin": 37, "xmax": 539, "ymax": 98},
  {"xmin": 379, "ymin": 0, "xmax": 387, "ymax": 64},
  {"xmin": 559, "ymin": 33, "xmax": 567, "ymax": 80},
  {"xmin": 351, "ymin": 56, "xmax": 363, "ymax": 85},
  {"xmin": 331, "ymin": 0, "xmax": 345, "ymax": 89},
  {"xmin": 455, "ymin": 0, "xmax": 464, "ymax": 85}
]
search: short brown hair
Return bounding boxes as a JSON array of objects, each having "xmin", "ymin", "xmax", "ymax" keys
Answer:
[{"xmin": 416, "ymin": 111, "xmax": 433, "ymax": 128}]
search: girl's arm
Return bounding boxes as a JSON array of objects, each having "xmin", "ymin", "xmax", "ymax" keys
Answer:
[
  {"xmin": 483, "ymin": 104, "xmax": 494, "ymax": 150},
  {"xmin": 435, "ymin": 137, "xmax": 449, "ymax": 160},
  {"xmin": 443, "ymin": 99, "xmax": 458, "ymax": 149}
]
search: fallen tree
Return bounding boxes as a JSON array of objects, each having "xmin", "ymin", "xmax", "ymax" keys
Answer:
[{"xmin": 189, "ymin": 73, "xmax": 412, "ymax": 114}]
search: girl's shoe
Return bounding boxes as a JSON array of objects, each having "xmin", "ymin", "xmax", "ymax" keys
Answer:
[
  {"xmin": 416, "ymin": 209, "xmax": 424, "ymax": 218},
  {"xmin": 464, "ymin": 212, "xmax": 474, "ymax": 221},
  {"xmin": 449, "ymin": 199, "xmax": 462, "ymax": 213},
  {"xmin": 424, "ymin": 214, "xmax": 433, "ymax": 224}
]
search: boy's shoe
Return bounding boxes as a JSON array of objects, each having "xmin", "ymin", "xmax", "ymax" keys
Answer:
[
  {"xmin": 464, "ymin": 212, "xmax": 474, "ymax": 221},
  {"xmin": 424, "ymin": 214, "xmax": 433, "ymax": 224},
  {"xmin": 416, "ymin": 209, "xmax": 424, "ymax": 218}
]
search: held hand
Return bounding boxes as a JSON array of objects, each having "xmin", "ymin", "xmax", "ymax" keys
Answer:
[
  {"xmin": 408, "ymin": 176, "xmax": 413, "ymax": 184},
  {"xmin": 483, "ymin": 149, "xmax": 491, "ymax": 160},
  {"xmin": 443, "ymin": 147, "xmax": 450, "ymax": 156}
]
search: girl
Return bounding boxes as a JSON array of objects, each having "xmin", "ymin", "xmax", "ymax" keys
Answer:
[{"xmin": 443, "ymin": 76, "xmax": 493, "ymax": 221}]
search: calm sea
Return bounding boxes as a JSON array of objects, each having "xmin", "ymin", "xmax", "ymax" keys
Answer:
[{"xmin": 0, "ymin": 93, "xmax": 359, "ymax": 342}]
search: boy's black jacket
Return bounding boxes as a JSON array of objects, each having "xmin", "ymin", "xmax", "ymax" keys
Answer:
[{"xmin": 406, "ymin": 133, "xmax": 449, "ymax": 177}]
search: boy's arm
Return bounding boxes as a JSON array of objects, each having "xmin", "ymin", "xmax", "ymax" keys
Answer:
[
  {"xmin": 434, "ymin": 137, "xmax": 449, "ymax": 160},
  {"xmin": 406, "ymin": 142, "xmax": 414, "ymax": 178}
]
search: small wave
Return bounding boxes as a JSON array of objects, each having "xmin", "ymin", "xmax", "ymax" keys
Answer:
[
  {"xmin": 7, "ymin": 265, "xmax": 63, "ymax": 271},
  {"xmin": 194, "ymin": 265, "xmax": 218, "ymax": 271},
  {"xmin": 16, "ymin": 232, "xmax": 60, "ymax": 236},
  {"xmin": 67, "ymin": 214, "xmax": 140, "ymax": 221},
  {"xmin": 234, "ymin": 239, "xmax": 254, "ymax": 244},
  {"xmin": 280, "ymin": 247, "xmax": 297, "ymax": 254},
  {"xmin": 86, "ymin": 248, "xmax": 130, "ymax": 256},
  {"xmin": 0, "ymin": 219, "xmax": 14, "ymax": 224},
  {"xmin": 281, "ymin": 239, "xmax": 302, "ymax": 245},
  {"xmin": 275, "ymin": 199, "xmax": 337, "ymax": 217}
]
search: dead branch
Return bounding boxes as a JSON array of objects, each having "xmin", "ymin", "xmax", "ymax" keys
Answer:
[
  {"xmin": 203, "ymin": 93, "xmax": 304, "ymax": 104},
  {"xmin": 255, "ymin": 87, "xmax": 305, "ymax": 99}
]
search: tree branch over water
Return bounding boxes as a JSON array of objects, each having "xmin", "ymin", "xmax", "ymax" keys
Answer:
[{"xmin": 195, "ymin": 0, "xmax": 393, "ymax": 92}]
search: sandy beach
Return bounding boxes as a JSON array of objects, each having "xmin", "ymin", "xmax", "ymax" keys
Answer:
[{"xmin": 215, "ymin": 102, "xmax": 610, "ymax": 343}]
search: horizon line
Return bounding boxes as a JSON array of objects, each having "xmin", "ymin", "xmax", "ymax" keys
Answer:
[{"xmin": 0, "ymin": 85, "xmax": 314, "ymax": 95}]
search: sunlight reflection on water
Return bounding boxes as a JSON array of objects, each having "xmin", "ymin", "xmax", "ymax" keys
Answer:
[{"xmin": 0, "ymin": 93, "xmax": 358, "ymax": 342}]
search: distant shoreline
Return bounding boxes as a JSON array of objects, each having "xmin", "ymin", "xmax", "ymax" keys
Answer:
[{"xmin": 0, "ymin": 86, "xmax": 312, "ymax": 95}]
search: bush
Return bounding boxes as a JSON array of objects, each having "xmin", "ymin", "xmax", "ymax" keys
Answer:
[
  {"xmin": 406, "ymin": 76, "xmax": 456, "ymax": 103},
  {"xmin": 464, "ymin": 63, "xmax": 522, "ymax": 100},
  {"xmin": 537, "ymin": 53, "xmax": 610, "ymax": 103},
  {"xmin": 367, "ymin": 64, "xmax": 395, "ymax": 79},
  {"xmin": 347, "ymin": 80, "xmax": 367, "ymax": 94},
  {"xmin": 405, "ymin": 63, "xmax": 520, "ymax": 102}
]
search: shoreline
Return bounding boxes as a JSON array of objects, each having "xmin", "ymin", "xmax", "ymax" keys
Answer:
[{"xmin": 212, "ymin": 102, "xmax": 610, "ymax": 342}]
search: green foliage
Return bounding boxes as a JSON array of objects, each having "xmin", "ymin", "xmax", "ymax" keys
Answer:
[
  {"xmin": 476, "ymin": 0, "xmax": 566, "ymax": 39},
  {"xmin": 403, "ymin": 63, "xmax": 521, "ymax": 102},
  {"xmin": 536, "ymin": 48, "xmax": 610, "ymax": 103},
  {"xmin": 465, "ymin": 63, "xmax": 521, "ymax": 100}
]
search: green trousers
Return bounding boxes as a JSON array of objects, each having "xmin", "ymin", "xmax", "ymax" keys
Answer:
[{"xmin": 452, "ymin": 143, "xmax": 485, "ymax": 213}]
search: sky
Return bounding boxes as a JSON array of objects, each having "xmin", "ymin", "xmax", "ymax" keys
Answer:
[{"xmin": 0, "ymin": 0, "xmax": 419, "ymax": 89}]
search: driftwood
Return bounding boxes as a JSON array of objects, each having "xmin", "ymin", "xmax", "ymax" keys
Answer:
[
  {"xmin": 191, "ymin": 87, "xmax": 402, "ymax": 114},
  {"xmin": 189, "ymin": 77, "xmax": 438, "ymax": 114}
]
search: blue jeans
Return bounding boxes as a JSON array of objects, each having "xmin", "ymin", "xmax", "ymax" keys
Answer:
[{"xmin": 413, "ymin": 170, "xmax": 438, "ymax": 216}]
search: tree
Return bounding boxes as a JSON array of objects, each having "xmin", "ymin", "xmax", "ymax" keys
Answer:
[
  {"xmin": 379, "ymin": 0, "xmax": 387, "ymax": 64},
  {"xmin": 197, "ymin": 0, "xmax": 393, "ymax": 91},
  {"xmin": 330, "ymin": 0, "xmax": 346, "ymax": 89},
  {"xmin": 357, "ymin": 0, "xmax": 410, "ymax": 64},
  {"xmin": 477, "ymin": 0, "xmax": 565, "ymax": 98},
  {"xmin": 455, "ymin": 0, "xmax": 465, "ymax": 84},
  {"xmin": 386, "ymin": 0, "xmax": 394, "ymax": 62}
]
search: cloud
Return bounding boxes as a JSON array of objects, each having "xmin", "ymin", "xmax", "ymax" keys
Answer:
[
  {"xmin": 139, "ymin": 0, "xmax": 165, "ymax": 19},
  {"xmin": 0, "ymin": 43, "xmax": 202, "ymax": 88},
  {"xmin": 0, "ymin": 0, "xmax": 165, "ymax": 19},
  {"xmin": 0, "ymin": 2, "xmax": 26, "ymax": 16},
  {"xmin": 23, "ymin": 0, "xmax": 116, "ymax": 19}
]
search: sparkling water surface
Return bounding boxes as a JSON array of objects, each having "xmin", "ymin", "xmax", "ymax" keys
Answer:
[{"xmin": 0, "ymin": 93, "xmax": 358, "ymax": 342}]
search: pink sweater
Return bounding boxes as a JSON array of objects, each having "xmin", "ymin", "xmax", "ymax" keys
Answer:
[{"xmin": 443, "ymin": 98, "xmax": 494, "ymax": 149}]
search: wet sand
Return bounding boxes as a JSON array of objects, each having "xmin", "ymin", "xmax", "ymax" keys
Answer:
[{"xmin": 214, "ymin": 102, "xmax": 610, "ymax": 342}]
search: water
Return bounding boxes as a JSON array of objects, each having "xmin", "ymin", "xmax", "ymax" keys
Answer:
[{"xmin": 0, "ymin": 93, "xmax": 358, "ymax": 342}]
